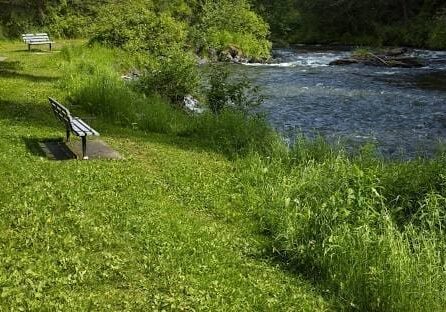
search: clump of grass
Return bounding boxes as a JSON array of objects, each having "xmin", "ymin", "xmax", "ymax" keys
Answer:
[
  {"xmin": 352, "ymin": 47, "xmax": 372, "ymax": 58},
  {"xmin": 60, "ymin": 45, "xmax": 194, "ymax": 134}
]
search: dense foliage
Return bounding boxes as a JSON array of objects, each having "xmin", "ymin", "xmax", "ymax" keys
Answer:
[
  {"xmin": 2, "ymin": 0, "xmax": 446, "ymax": 48},
  {"xmin": 0, "ymin": 0, "xmax": 271, "ymax": 60},
  {"xmin": 255, "ymin": 0, "xmax": 446, "ymax": 48}
]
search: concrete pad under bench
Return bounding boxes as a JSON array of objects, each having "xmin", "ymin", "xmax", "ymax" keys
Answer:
[
  {"xmin": 38, "ymin": 139, "xmax": 122, "ymax": 161},
  {"xmin": 66, "ymin": 139, "xmax": 123, "ymax": 160}
]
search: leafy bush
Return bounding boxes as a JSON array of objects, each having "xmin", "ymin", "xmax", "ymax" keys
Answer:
[
  {"xmin": 47, "ymin": 14, "xmax": 92, "ymax": 38},
  {"xmin": 60, "ymin": 45, "xmax": 190, "ymax": 134},
  {"xmin": 205, "ymin": 65, "xmax": 264, "ymax": 115},
  {"xmin": 428, "ymin": 15, "xmax": 446, "ymax": 49},
  {"xmin": 136, "ymin": 50, "xmax": 200, "ymax": 103},
  {"xmin": 194, "ymin": 0, "xmax": 271, "ymax": 59},
  {"xmin": 89, "ymin": 1, "xmax": 187, "ymax": 54},
  {"xmin": 88, "ymin": 1, "xmax": 199, "ymax": 103}
]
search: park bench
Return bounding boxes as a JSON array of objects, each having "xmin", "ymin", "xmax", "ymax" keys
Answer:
[
  {"xmin": 49, "ymin": 98, "xmax": 99, "ymax": 160},
  {"xmin": 22, "ymin": 33, "xmax": 54, "ymax": 51}
]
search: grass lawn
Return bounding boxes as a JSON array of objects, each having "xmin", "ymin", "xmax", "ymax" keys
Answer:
[{"xmin": 0, "ymin": 41, "xmax": 332, "ymax": 310}]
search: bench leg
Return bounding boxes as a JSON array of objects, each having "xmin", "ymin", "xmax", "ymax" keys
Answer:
[
  {"xmin": 66, "ymin": 129, "xmax": 71, "ymax": 142},
  {"xmin": 28, "ymin": 44, "xmax": 31, "ymax": 52},
  {"xmin": 81, "ymin": 136, "xmax": 88, "ymax": 160},
  {"xmin": 49, "ymin": 43, "xmax": 52, "ymax": 51}
]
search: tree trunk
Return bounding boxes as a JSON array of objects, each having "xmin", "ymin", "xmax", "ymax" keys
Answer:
[
  {"xmin": 401, "ymin": 0, "xmax": 409, "ymax": 24},
  {"xmin": 35, "ymin": 0, "xmax": 46, "ymax": 25}
]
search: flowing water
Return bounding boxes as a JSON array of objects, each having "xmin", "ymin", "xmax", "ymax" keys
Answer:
[{"xmin": 235, "ymin": 46, "xmax": 446, "ymax": 157}]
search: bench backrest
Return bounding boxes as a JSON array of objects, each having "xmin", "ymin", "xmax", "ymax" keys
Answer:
[
  {"xmin": 22, "ymin": 33, "xmax": 51, "ymax": 43},
  {"xmin": 49, "ymin": 98, "xmax": 72, "ymax": 127}
]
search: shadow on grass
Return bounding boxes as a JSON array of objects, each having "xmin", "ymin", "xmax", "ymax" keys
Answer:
[
  {"xmin": 10, "ymin": 48, "xmax": 53, "ymax": 53},
  {"xmin": 248, "ymin": 241, "xmax": 340, "ymax": 308},
  {"xmin": 0, "ymin": 60, "xmax": 21, "ymax": 71},
  {"xmin": 22, "ymin": 137, "xmax": 76, "ymax": 160},
  {"xmin": 103, "ymin": 125, "xmax": 233, "ymax": 159},
  {"xmin": 0, "ymin": 61, "xmax": 58, "ymax": 82},
  {"xmin": 0, "ymin": 99, "xmax": 59, "ymax": 128}
]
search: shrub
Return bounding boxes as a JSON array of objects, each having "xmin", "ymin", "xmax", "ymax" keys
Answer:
[
  {"xmin": 205, "ymin": 65, "xmax": 264, "ymax": 116},
  {"xmin": 187, "ymin": 110, "xmax": 282, "ymax": 158},
  {"xmin": 47, "ymin": 14, "xmax": 92, "ymax": 38},
  {"xmin": 89, "ymin": 1, "xmax": 187, "ymax": 54},
  {"xmin": 59, "ymin": 45, "xmax": 190, "ymax": 134},
  {"xmin": 428, "ymin": 15, "xmax": 446, "ymax": 49},
  {"xmin": 136, "ymin": 50, "xmax": 200, "ymax": 103},
  {"xmin": 194, "ymin": 0, "xmax": 271, "ymax": 59}
]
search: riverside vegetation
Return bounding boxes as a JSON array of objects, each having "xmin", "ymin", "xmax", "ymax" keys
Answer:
[
  {"xmin": 1, "ymin": 37, "xmax": 446, "ymax": 311},
  {"xmin": 2, "ymin": 0, "xmax": 445, "ymax": 52},
  {"xmin": 254, "ymin": 0, "xmax": 446, "ymax": 49}
]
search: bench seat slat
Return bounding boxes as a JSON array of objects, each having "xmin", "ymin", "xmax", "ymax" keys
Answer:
[
  {"xmin": 27, "ymin": 38, "xmax": 51, "ymax": 41},
  {"xmin": 49, "ymin": 98, "xmax": 99, "ymax": 137},
  {"xmin": 71, "ymin": 120, "xmax": 89, "ymax": 136},
  {"xmin": 23, "ymin": 37, "xmax": 51, "ymax": 41},
  {"xmin": 28, "ymin": 41, "xmax": 53, "ymax": 45},
  {"xmin": 72, "ymin": 118, "xmax": 99, "ymax": 136},
  {"xmin": 24, "ymin": 36, "xmax": 50, "ymax": 39}
]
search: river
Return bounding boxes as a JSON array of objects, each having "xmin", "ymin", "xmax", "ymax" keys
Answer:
[{"xmin": 235, "ymin": 46, "xmax": 446, "ymax": 158}]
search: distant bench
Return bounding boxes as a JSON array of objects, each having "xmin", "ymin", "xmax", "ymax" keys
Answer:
[
  {"xmin": 49, "ymin": 98, "xmax": 99, "ymax": 160},
  {"xmin": 22, "ymin": 33, "xmax": 54, "ymax": 51}
]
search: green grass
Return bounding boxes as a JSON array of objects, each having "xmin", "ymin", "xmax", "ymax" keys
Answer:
[
  {"xmin": 1, "ymin": 40, "xmax": 446, "ymax": 311},
  {"xmin": 0, "ymin": 41, "xmax": 331, "ymax": 310}
]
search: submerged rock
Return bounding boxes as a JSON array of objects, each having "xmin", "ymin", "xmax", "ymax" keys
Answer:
[
  {"xmin": 121, "ymin": 69, "xmax": 141, "ymax": 81},
  {"xmin": 183, "ymin": 95, "xmax": 205, "ymax": 114},
  {"xmin": 329, "ymin": 49, "xmax": 425, "ymax": 68},
  {"xmin": 329, "ymin": 58, "xmax": 360, "ymax": 66}
]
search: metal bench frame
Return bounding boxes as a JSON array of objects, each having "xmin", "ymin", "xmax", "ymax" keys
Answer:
[
  {"xmin": 22, "ymin": 33, "xmax": 54, "ymax": 51},
  {"xmin": 49, "ymin": 98, "xmax": 99, "ymax": 160}
]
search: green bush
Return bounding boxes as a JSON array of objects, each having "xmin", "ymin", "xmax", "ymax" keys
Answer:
[
  {"xmin": 136, "ymin": 50, "xmax": 200, "ymax": 103},
  {"xmin": 89, "ymin": 1, "xmax": 187, "ymax": 54},
  {"xmin": 47, "ymin": 14, "xmax": 92, "ymax": 38},
  {"xmin": 194, "ymin": 0, "xmax": 271, "ymax": 59},
  {"xmin": 205, "ymin": 65, "xmax": 264, "ymax": 115},
  {"xmin": 60, "ymin": 45, "xmax": 190, "ymax": 134},
  {"xmin": 428, "ymin": 16, "xmax": 446, "ymax": 49},
  {"xmin": 186, "ymin": 110, "xmax": 282, "ymax": 158}
]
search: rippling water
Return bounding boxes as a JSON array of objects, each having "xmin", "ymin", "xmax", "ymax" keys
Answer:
[{"xmin": 233, "ymin": 46, "xmax": 446, "ymax": 157}]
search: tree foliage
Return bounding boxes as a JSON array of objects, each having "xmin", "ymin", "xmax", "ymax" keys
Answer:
[
  {"xmin": 254, "ymin": 0, "xmax": 446, "ymax": 48},
  {"xmin": 0, "ymin": 0, "xmax": 271, "ymax": 59}
]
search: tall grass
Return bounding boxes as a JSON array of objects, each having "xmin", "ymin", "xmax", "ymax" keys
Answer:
[{"xmin": 236, "ymin": 140, "xmax": 446, "ymax": 311}]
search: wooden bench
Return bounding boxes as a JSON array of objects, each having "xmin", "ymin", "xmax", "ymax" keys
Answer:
[
  {"xmin": 49, "ymin": 98, "xmax": 99, "ymax": 160},
  {"xmin": 22, "ymin": 33, "xmax": 54, "ymax": 51}
]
